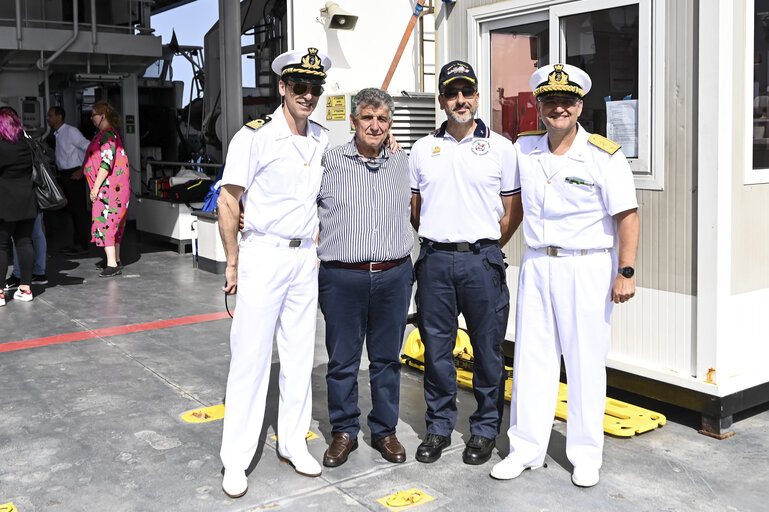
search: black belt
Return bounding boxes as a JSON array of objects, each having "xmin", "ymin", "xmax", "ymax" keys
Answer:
[
  {"xmin": 421, "ymin": 238, "xmax": 499, "ymax": 252},
  {"xmin": 58, "ymin": 167, "xmax": 81, "ymax": 176},
  {"xmin": 324, "ymin": 256, "xmax": 409, "ymax": 272}
]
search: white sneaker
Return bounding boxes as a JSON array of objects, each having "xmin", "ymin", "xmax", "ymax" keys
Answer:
[
  {"xmin": 571, "ymin": 466, "xmax": 600, "ymax": 487},
  {"xmin": 490, "ymin": 455, "xmax": 543, "ymax": 480},
  {"xmin": 279, "ymin": 450, "xmax": 322, "ymax": 477},
  {"xmin": 0, "ymin": 293, "xmax": 5, "ymax": 306},
  {"xmin": 222, "ymin": 469, "xmax": 248, "ymax": 498},
  {"xmin": 13, "ymin": 288, "xmax": 33, "ymax": 302}
]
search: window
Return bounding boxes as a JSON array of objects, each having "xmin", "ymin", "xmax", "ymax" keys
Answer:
[
  {"xmin": 470, "ymin": 0, "xmax": 663, "ymax": 190},
  {"xmin": 750, "ymin": 0, "xmax": 769, "ymax": 182}
]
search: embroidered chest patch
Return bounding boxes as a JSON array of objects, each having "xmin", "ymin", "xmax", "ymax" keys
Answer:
[{"xmin": 471, "ymin": 140, "xmax": 490, "ymax": 155}]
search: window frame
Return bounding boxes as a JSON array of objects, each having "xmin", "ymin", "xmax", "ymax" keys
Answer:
[
  {"xmin": 468, "ymin": 0, "xmax": 664, "ymax": 190},
  {"xmin": 746, "ymin": 0, "xmax": 769, "ymax": 184}
]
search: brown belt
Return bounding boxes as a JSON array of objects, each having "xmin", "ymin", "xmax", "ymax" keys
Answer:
[{"xmin": 324, "ymin": 256, "xmax": 409, "ymax": 272}]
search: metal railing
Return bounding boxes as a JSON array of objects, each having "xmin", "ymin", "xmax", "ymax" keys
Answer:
[{"xmin": 0, "ymin": 0, "xmax": 155, "ymax": 37}]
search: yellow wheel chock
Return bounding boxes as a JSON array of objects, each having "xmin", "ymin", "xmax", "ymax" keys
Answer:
[{"xmin": 401, "ymin": 328, "xmax": 666, "ymax": 437}]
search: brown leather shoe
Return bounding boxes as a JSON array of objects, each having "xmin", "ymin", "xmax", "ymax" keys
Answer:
[
  {"xmin": 323, "ymin": 432, "xmax": 358, "ymax": 467},
  {"xmin": 373, "ymin": 434, "xmax": 406, "ymax": 463}
]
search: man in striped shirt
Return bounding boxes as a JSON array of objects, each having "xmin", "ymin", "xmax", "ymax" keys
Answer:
[
  {"xmin": 317, "ymin": 88, "xmax": 413, "ymax": 468},
  {"xmin": 409, "ymin": 61, "xmax": 522, "ymax": 466}
]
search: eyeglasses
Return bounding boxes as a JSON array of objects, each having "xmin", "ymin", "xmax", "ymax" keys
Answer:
[
  {"xmin": 537, "ymin": 96, "xmax": 581, "ymax": 109},
  {"xmin": 442, "ymin": 86, "xmax": 477, "ymax": 99},
  {"xmin": 357, "ymin": 155, "xmax": 387, "ymax": 172},
  {"xmin": 287, "ymin": 81, "xmax": 324, "ymax": 97}
]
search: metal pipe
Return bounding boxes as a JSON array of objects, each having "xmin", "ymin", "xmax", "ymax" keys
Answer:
[
  {"xmin": 41, "ymin": 51, "xmax": 51, "ymax": 138},
  {"xmin": 38, "ymin": 0, "xmax": 79, "ymax": 70},
  {"xmin": 15, "ymin": 0, "xmax": 22, "ymax": 45},
  {"xmin": 91, "ymin": 0, "xmax": 97, "ymax": 46}
]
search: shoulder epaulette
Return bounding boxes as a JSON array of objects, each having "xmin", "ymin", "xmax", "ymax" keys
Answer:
[
  {"xmin": 517, "ymin": 130, "xmax": 546, "ymax": 137},
  {"xmin": 588, "ymin": 133, "xmax": 621, "ymax": 155},
  {"xmin": 245, "ymin": 115, "xmax": 271, "ymax": 131},
  {"xmin": 309, "ymin": 119, "xmax": 329, "ymax": 131}
]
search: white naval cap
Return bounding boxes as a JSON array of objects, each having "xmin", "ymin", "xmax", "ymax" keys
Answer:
[
  {"xmin": 529, "ymin": 63, "xmax": 592, "ymax": 98},
  {"xmin": 271, "ymin": 47, "xmax": 332, "ymax": 82}
]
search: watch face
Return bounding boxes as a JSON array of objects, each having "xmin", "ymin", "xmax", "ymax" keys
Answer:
[{"xmin": 620, "ymin": 266, "xmax": 635, "ymax": 278}]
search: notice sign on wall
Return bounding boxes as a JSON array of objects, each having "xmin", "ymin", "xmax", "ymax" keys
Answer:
[{"xmin": 326, "ymin": 95, "xmax": 346, "ymax": 121}]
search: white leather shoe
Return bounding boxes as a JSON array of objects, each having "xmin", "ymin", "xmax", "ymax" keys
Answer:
[
  {"xmin": 571, "ymin": 466, "xmax": 600, "ymax": 487},
  {"xmin": 279, "ymin": 450, "xmax": 322, "ymax": 477},
  {"xmin": 222, "ymin": 469, "xmax": 248, "ymax": 498},
  {"xmin": 490, "ymin": 455, "xmax": 543, "ymax": 480}
]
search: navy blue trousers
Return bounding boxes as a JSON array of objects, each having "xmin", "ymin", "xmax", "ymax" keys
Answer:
[
  {"xmin": 319, "ymin": 259, "xmax": 413, "ymax": 440},
  {"xmin": 415, "ymin": 243, "xmax": 510, "ymax": 438}
]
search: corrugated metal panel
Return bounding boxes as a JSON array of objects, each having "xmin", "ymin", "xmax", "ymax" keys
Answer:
[
  {"xmin": 610, "ymin": 0, "xmax": 696, "ymax": 377},
  {"xmin": 392, "ymin": 92, "xmax": 435, "ymax": 153},
  {"xmin": 732, "ymin": 1, "xmax": 769, "ymax": 294}
]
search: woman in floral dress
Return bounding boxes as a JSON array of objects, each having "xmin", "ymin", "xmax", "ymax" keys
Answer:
[{"xmin": 83, "ymin": 101, "xmax": 130, "ymax": 277}]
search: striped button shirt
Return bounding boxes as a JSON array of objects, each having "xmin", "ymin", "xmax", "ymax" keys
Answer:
[{"xmin": 317, "ymin": 138, "xmax": 413, "ymax": 263}]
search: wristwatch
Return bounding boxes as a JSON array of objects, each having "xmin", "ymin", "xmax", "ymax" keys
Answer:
[{"xmin": 618, "ymin": 266, "xmax": 635, "ymax": 278}]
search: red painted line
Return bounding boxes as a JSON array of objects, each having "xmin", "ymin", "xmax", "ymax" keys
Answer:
[{"xmin": 1, "ymin": 311, "xmax": 231, "ymax": 353}]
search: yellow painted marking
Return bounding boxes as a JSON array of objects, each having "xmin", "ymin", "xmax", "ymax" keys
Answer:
[
  {"xmin": 377, "ymin": 489, "xmax": 434, "ymax": 510},
  {"xmin": 0, "ymin": 503, "xmax": 19, "ymax": 512},
  {"xmin": 402, "ymin": 329, "xmax": 666, "ymax": 436},
  {"xmin": 271, "ymin": 431, "xmax": 319, "ymax": 442},
  {"xmin": 181, "ymin": 404, "xmax": 225, "ymax": 423}
]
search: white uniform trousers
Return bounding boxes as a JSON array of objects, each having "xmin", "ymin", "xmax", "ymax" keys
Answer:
[
  {"xmin": 220, "ymin": 237, "xmax": 318, "ymax": 471},
  {"xmin": 506, "ymin": 247, "xmax": 616, "ymax": 470}
]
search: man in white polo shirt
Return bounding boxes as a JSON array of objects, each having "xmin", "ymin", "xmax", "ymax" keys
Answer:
[
  {"xmin": 490, "ymin": 63, "xmax": 639, "ymax": 487},
  {"xmin": 217, "ymin": 47, "xmax": 331, "ymax": 498},
  {"xmin": 409, "ymin": 60, "xmax": 522, "ymax": 466}
]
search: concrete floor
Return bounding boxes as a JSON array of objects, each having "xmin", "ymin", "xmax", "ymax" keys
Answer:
[{"xmin": 2, "ymin": 230, "xmax": 768, "ymax": 511}]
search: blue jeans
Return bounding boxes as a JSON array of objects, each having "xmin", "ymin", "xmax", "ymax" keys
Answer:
[
  {"xmin": 13, "ymin": 213, "xmax": 46, "ymax": 276},
  {"xmin": 318, "ymin": 259, "xmax": 413, "ymax": 440},
  {"xmin": 414, "ymin": 242, "xmax": 510, "ymax": 439}
]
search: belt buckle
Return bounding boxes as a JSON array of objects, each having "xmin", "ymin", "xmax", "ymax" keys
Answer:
[
  {"xmin": 546, "ymin": 246, "xmax": 559, "ymax": 257},
  {"xmin": 369, "ymin": 261, "xmax": 383, "ymax": 273},
  {"xmin": 456, "ymin": 242, "xmax": 471, "ymax": 252},
  {"xmin": 289, "ymin": 239, "xmax": 301, "ymax": 248}
]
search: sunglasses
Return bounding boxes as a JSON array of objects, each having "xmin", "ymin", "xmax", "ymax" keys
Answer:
[
  {"xmin": 442, "ymin": 86, "xmax": 477, "ymax": 99},
  {"xmin": 357, "ymin": 155, "xmax": 387, "ymax": 172},
  {"xmin": 287, "ymin": 81, "xmax": 324, "ymax": 97}
]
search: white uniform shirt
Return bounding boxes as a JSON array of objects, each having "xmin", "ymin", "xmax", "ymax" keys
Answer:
[
  {"xmin": 409, "ymin": 119, "xmax": 518, "ymax": 243},
  {"xmin": 221, "ymin": 105, "xmax": 329, "ymax": 240},
  {"xmin": 54, "ymin": 123, "xmax": 89, "ymax": 170},
  {"xmin": 515, "ymin": 124, "xmax": 638, "ymax": 250}
]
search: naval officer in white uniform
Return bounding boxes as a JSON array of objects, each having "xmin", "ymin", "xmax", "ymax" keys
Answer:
[
  {"xmin": 217, "ymin": 47, "xmax": 332, "ymax": 498},
  {"xmin": 490, "ymin": 64, "xmax": 639, "ymax": 487}
]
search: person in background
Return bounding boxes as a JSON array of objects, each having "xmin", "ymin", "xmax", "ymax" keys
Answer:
[
  {"xmin": 317, "ymin": 88, "xmax": 413, "ymax": 468},
  {"xmin": 46, "ymin": 106, "xmax": 90, "ymax": 257},
  {"xmin": 490, "ymin": 63, "xmax": 639, "ymax": 488},
  {"xmin": 4, "ymin": 213, "xmax": 47, "ymax": 291},
  {"xmin": 0, "ymin": 107, "xmax": 37, "ymax": 304},
  {"xmin": 83, "ymin": 101, "xmax": 130, "ymax": 277}
]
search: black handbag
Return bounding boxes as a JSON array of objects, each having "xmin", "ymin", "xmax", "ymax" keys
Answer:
[{"xmin": 25, "ymin": 133, "xmax": 67, "ymax": 211}]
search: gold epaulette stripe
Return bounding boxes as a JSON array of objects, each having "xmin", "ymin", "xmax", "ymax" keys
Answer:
[
  {"xmin": 517, "ymin": 130, "xmax": 547, "ymax": 137},
  {"xmin": 588, "ymin": 133, "xmax": 621, "ymax": 155},
  {"xmin": 246, "ymin": 116, "xmax": 272, "ymax": 131}
]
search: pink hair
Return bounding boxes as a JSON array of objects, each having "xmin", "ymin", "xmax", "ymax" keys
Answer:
[{"xmin": 0, "ymin": 107, "xmax": 23, "ymax": 143}]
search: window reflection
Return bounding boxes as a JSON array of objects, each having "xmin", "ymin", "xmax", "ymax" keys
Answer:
[
  {"xmin": 490, "ymin": 21, "xmax": 548, "ymax": 141},
  {"xmin": 754, "ymin": 1, "xmax": 769, "ymax": 168},
  {"xmin": 562, "ymin": 6, "xmax": 639, "ymax": 145}
]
